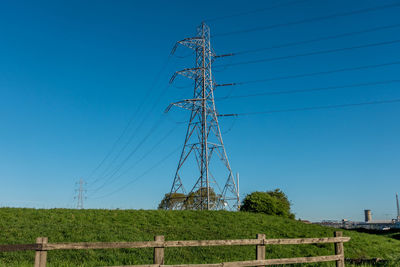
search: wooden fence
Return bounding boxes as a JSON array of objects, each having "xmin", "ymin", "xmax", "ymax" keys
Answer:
[{"xmin": 0, "ymin": 231, "xmax": 350, "ymax": 267}]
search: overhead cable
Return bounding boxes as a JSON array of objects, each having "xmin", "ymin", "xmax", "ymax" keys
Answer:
[
  {"xmin": 205, "ymin": 0, "xmax": 312, "ymax": 22},
  {"xmin": 223, "ymin": 61, "xmax": 400, "ymax": 86},
  {"xmin": 216, "ymin": 80, "xmax": 400, "ymax": 100},
  {"xmin": 221, "ymin": 98, "xmax": 400, "ymax": 117},
  {"xmin": 215, "ymin": 39, "xmax": 400, "ymax": 68},
  {"xmin": 215, "ymin": 23, "xmax": 400, "ymax": 58},
  {"xmin": 89, "ymin": 125, "xmax": 178, "ymax": 196},
  {"xmin": 92, "ymin": 145, "xmax": 181, "ymax": 199},
  {"xmin": 87, "ymin": 55, "xmax": 172, "ymax": 186},
  {"xmin": 212, "ymin": 2, "xmax": 400, "ymax": 37}
]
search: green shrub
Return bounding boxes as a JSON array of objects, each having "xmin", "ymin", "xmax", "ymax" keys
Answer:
[{"xmin": 240, "ymin": 189, "xmax": 295, "ymax": 219}]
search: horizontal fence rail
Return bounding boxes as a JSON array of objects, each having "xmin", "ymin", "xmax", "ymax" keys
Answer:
[
  {"xmin": 112, "ymin": 255, "xmax": 342, "ymax": 267},
  {"xmin": 0, "ymin": 231, "xmax": 350, "ymax": 267},
  {"xmin": 0, "ymin": 237, "xmax": 351, "ymax": 251}
]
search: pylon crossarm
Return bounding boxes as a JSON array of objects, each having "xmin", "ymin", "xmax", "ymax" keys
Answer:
[
  {"xmin": 171, "ymin": 36, "xmax": 217, "ymax": 57},
  {"xmin": 169, "ymin": 68, "xmax": 204, "ymax": 84},
  {"xmin": 215, "ymin": 83, "xmax": 237, "ymax": 88},
  {"xmin": 178, "ymin": 37, "xmax": 204, "ymax": 50},
  {"xmin": 165, "ymin": 99, "xmax": 199, "ymax": 113},
  {"xmin": 217, "ymin": 113, "xmax": 238, "ymax": 117},
  {"xmin": 166, "ymin": 99, "xmax": 214, "ymax": 113},
  {"xmin": 165, "ymin": 99, "xmax": 201, "ymax": 113},
  {"xmin": 214, "ymin": 53, "xmax": 235, "ymax": 58},
  {"xmin": 171, "ymin": 37, "xmax": 205, "ymax": 55}
]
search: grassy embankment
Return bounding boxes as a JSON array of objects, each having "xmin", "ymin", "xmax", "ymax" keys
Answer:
[{"xmin": 0, "ymin": 208, "xmax": 399, "ymax": 266}]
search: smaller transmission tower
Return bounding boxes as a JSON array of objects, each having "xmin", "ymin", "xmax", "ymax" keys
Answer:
[
  {"xmin": 75, "ymin": 179, "xmax": 86, "ymax": 209},
  {"xmin": 396, "ymin": 193, "xmax": 400, "ymax": 221}
]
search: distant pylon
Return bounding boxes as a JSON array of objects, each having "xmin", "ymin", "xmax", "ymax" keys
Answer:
[
  {"xmin": 165, "ymin": 22, "xmax": 239, "ymax": 210},
  {"xmin": 396, "ymin": 193, "xmax": 400, "ymax": 221},
  {"xmin": 75, "ymin": 178, "xmax": 86, "ymax": 209}
]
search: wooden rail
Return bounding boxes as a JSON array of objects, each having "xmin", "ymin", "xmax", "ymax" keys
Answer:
[{"xmin": 0, "ymin": 231, "xmax": 350, "ymax": 267}]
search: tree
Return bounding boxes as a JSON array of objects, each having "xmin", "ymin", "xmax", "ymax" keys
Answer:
[
  {"xmin": 240, "ymin": 189, "xmax": 295, "ymax": 219},
  {"xmin": 158, "ymin": 188, "xmax": 224, "ymax": 210},
  {"xmin": 158, "ymin": 193, "xmax": 186, "ymax": 210},
  {"xmin": 183, "ymin": 187, "xmax": 224, "ymax": 210}
]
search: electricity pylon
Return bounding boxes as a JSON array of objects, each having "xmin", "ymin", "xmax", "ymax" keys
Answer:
[
  {"xmin": 396, "ymin": 193, "xmax": 400, "ymax": 221},
  {"xmin": 75, "ymin": 178, "xmax": 86, "ymax": 209},
  {"xmin": 166, "ymin": 22, "xmax": 239, "ymax": 210}
]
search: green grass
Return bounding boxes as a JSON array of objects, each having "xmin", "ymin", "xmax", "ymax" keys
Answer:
[
  {"xmin": 348, "ymin": 228, "xmax": 400, "ymax": 241},
  {"xmin": 0, "ymin": 208, "xmax": 399, "ymax": 266}
]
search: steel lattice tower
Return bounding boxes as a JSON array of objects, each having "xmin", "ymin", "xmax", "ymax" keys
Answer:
[
  {"xmin": 75, "ymin": 178, "xmax": 86, "ymax": 209},
  {"xmin": 396, "ymin": 193, "xmax": 400, "ymax": 221},
  {"xmin": 166, "ymin": 22, "xmax": 239, "ymax": 210}
]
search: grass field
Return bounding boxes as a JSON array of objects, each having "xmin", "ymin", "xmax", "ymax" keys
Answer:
[{"xmin": 0, "ymin": 208, "xmax": 399, "ymax": 266}]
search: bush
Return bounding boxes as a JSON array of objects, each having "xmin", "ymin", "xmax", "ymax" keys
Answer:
[
  {"xmin": 158, "ymin": 188, "xmax": 223, "ymax": 210},
  {"xmin": 240, "ymin": 189, "xmax": 295, "ymax": 219}
]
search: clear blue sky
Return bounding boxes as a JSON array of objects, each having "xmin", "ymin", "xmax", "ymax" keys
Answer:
[{"xmin": 0, "ymin": 0, "xmax": 399, "ymax": 221}]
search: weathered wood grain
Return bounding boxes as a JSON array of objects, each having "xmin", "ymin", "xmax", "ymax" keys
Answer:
[
  {"xmin": 256, "ymin": 234, "xmax": 265, "ymax": 267},
  {"xmin": 0, "ymin": 244, "xmax": 40, "ymax": 252},
  {"xmin": 38, "ymin": 237, "xmax": 350, "ymax": 250},
  {"xmin": 0, "ymin": 234, "xmax": 350, "ymax": 267},
  {"xmin": 154, "ymin": 236, "xmax": 164, "ymax": 265},
  {"xmin": 109, "ymin": 255, "xmax": 342, "ymax": 267},
  {"xmin": 1, "ymin": 236, "xmax": 350, "ymax": 252},
  {"xmin": 334, "ymin": 231, "xmax": 345, "ymax": 267},
  {"xmin": 34, "ymin": 237, "xmax": 48, "ymax": 267}
]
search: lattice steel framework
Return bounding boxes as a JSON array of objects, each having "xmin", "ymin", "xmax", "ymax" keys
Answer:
[
  {"xmin": 75, "ymin": 178, "xmax": 86, "ymax": 209},
  {"xmin": 396, "ymin": 193, "xmax": 400, "ymax": 221},
  {"xmin": 166, "ymin": 22, "xmax": 239, "ymax": 210}
]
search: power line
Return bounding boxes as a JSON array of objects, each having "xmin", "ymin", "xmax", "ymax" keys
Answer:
[
  {"xmin": 174, "ymin": 50, "xmax": 195, "ymax": 59},
  {"xmin": 111, "ymin": 126, "xmax": 178, "ymax": 181},
  {"xmin": 214, "ymin": 39, "xmax": 400, "ymax": 68},
  {"xmin": 89, "ymin": 82, "xmax": 173, "ymax": 189},
  {"xmin": 90, "ymin": 117, "xmax": 161, "ymax": 187},
  {"xmin": 90, "ymin": 81, "xmax": 181, "ymax": 194},
  {"xmin": 224, "ymin": 61, "xmax": 400, "ymax": 86},
  {"xmin": 216, "ymin": 23, "xmax": 400, "ymax": 57},
  {"xmin": 204, "ymin": 0, "xmax": 312, "ymax": 22},
  {"xmin": 90, "ymin": 114, "xmax": 166, "ymax": 195},
  {"xmin": 216, "ymin": 80, "xmax": 400, "ymax": 100},
  {"xmin": 89, "ymin": 124, "xmax": 178, "ymax": 196},
  {"xmin": 212, "ymin": 2, "xmax": 400, "ymax": 37},
  {"xmin": 92, "ymin": 145, "xmax": 181, "ymax": 200},
  {"xmin": 172, "ymin": 81, "xmax": 195, "ymax": 89},
  {"xmin": 86, "ymin": 55, "xmax": 172, "ymax": 185},
  {"xmin": 221, "ymin": 98, "xmax": 400, "ymax": 117},
  {"xmin": 221, "ymin": 117, "xmax": 238, "ymax": 134}
]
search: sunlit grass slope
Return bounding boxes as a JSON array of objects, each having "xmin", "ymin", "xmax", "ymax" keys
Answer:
[{"xmin": 0, "ymin": 208, "xmax": 399, "ymax": 266}]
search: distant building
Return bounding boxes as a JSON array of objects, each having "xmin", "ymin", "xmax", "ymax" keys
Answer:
[
  {"xmin": 315, "ymin": 194, "xmax": 400, "ymax": 230},
  {"xmin": 315, "ymin": 219, "xmax": 400, "ymax": 230},
  {"xmin": 364, "ymin": 210, "xmax": 372, "ymax": 222}
]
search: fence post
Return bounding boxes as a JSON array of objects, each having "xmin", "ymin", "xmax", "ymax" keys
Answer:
[
  {"xmin": 334, "ymin": 231, "xmax": 345, "ymax": 267},
  {"xmin": 256, "ymin": 234, "xmax": 265, "ymax": 267},
  {"xmin": 154, "ymin": 235, "xmax": 165, "ymax": 266},
  {"xmin": 34, "ymin": 237, "xmax": 48, "ymax": 267}
]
